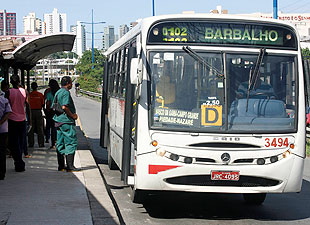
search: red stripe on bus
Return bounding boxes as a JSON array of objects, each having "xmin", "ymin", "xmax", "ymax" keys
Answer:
[{"xmin": 149, "ymin": 165, "xmax": 180, "ymax": 174}]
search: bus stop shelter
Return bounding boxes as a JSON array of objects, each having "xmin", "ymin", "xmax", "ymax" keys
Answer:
[{"xmin": 0, "ymin": 33, "xmax": 76, "ymax": 91}]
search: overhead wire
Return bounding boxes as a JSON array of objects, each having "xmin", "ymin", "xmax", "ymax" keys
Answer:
[
  {"xmin": 288, "ymin": 3, "xmax": 310, "ymax": 13},
  {"xmin": 280, "ymin": 0, "xmax": 310, "ymax": 13},
  {"xmin": 279, "ymin": 0, "xmax": 306, "ymax": 11}
]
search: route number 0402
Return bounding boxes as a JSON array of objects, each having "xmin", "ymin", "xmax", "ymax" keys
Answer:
[{"xmin": 265, "ymin": 138, "xmax": 289, "ymax": 147}]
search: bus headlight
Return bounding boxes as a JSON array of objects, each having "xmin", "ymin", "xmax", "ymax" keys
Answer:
[
  {"xmin": 170, "ymin": 153, "xmax": 179, "ymax": 161},
  {"xmin": 282, "ymin": 150, "xmax": 291, "ymax": 158},
  {"xmin": 184, "ymin": 157, "xmax": 193, "ymax": 164},
  {"xmin": 156, "ymin": 148, "xmax": 166, "ymax": 157},
  {"xmin": 257, "ymin": 158, "xmax": 266, "ymax": 165},
  {"xmin": 270, "ymin": 156, "xmax": 278, "ymax": 163}
]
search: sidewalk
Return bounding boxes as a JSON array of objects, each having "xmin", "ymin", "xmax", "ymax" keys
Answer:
[{"xmin": 0, "ymin": 126, "xmax": 119, "ymax": 225}]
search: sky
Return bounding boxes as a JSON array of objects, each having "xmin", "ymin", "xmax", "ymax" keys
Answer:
[{"xmin": 1, "ymin": 0, "xmax": 310, "ymax": 48}]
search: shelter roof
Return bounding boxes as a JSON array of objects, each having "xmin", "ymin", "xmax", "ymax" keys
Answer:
[{"xmin": 1, "ymin": 33, "xmax": 76, "ymax": 69}]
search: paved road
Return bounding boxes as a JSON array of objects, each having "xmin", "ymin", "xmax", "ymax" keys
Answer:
[
  {"xmin": 73, "ymin": 92, "xmax": 107, "ymax": 163},
  {"xmin": 74, "ymin": 92, "xmax": 310, "ymax": 225}
]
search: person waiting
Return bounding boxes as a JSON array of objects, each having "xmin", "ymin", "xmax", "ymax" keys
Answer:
[
  {"xmin": 28, "ymin": 82, "xmax": 45, "ymax": 148},
  {"xmin": 45, "ymin": 79, "xmax": 60, "ymax": 149},
  {"xmin": 0, "ymin": 83, "xmax": 11, "ymax": 180},
  {"xmin": 52, "ymin": 76, "xmax": 80, "ymax": 172},
  {"xmin": 8, "ymin": 75, "xmax": 31, "ymax": 172}
]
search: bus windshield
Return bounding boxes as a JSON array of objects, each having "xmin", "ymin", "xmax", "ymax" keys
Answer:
[{"xmin": 150, "ymin": 50, "xmax": 297, "ymax": 133}]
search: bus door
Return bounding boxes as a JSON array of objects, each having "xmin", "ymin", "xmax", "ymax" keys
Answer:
[
  {"xmin": 121, "ymin": 43, "xmax": 138, "ymax": 184},
  {"xmin": 303, "ymin": 58, "xmax": 310, "ymax": 130},
  {"xmin": 100, "ymin": 59, "xmax": 110, "ymax": 148},
  {"xmin": 303, "ymin": 59, "xmax": 310, "ymax": 106}
]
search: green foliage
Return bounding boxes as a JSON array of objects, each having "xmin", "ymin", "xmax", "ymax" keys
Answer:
[
  {"xmin": 75, "ymin": 49, "xmax": 105, "ymax": 93},
  {"xmin": 302, "ymin": 48, "xmax": 310, "ymax": 58},
  {"xmin": 29, "ymin": 70, "xmax": 35, "ymax": 76},
  {"xmin": 49, "ymin": 51, "xmax": 78, "ymax": 59}
]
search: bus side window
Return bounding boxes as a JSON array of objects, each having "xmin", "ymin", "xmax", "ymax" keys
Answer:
[
  {"xmin": 119, "ymin": 48, "xmax": 127, "ymax": 97},
  {"xmin": 108, "ymin": 55, "xmax": 115, "ymax": 95},
  {"xmin": 113, "ymin": 52, "xmax": 120, "ymax": 95}
]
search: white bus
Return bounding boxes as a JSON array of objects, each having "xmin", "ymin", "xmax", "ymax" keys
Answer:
[{"xmin": 100, "ymin": 14, "xmax": 309, "ymax": 204}]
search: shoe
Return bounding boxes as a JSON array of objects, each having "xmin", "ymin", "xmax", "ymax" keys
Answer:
[
  {"xmin": 45, "ymin": 140, "xmax": 49, "ymax": 143},
  {"xmin": 66, "ymin": 153, "xmax": 81, "ymax": 172},
  {"xmin": 24, "ymin": 155, "xmax": 32, "ymax": 158},
  {"xmin": 50, "ymin": 146, "xmax": 56, "ymax": 150},
  {"xmin": 58, "ymin": 168, "xmax": 66, "ymax": 172},
  {"xmin": 15, "ymin": 168, "xmax": 25, "ymax": 172},
  {"xmin": 0, "ymin": 175, "xmax": 4, "ymax": 180},
  {"xmin": 57, "ymin": 151, "xmax": 65, "ymax": 172},
  {"xmin": 28, "ymin": 145, "xmax": 34, "ymax": 148},
  {"xmin": 66, "ymin": 167, "xmax": 81, "ymax": 172},
  {"xmin": 39, "ymin": 145, "xmax": 45, "ymax": 148}
]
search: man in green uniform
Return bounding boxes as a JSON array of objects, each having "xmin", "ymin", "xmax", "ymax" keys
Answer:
[{"xmin": 52, "ymin": 76, "xmax": 80, "ymax": 172}]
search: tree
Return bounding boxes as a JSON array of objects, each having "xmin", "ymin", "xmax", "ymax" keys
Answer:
[
  {"xmin": 302, "ymin": 48, "xmax": 310, "ymax": 58},
  {"xmin": 75, "ymin": 49, "xmax": 105, "ymax": 93}
]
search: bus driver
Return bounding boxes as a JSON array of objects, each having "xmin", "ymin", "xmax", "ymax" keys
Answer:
[{"xmin": 156, "ymin": 75, "xmax": 175, "ymax": 108}]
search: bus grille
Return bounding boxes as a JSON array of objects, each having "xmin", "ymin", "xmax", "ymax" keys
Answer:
[{"xmin": 165, "ymin": 175, "xmax": 280, "ymax": 187}]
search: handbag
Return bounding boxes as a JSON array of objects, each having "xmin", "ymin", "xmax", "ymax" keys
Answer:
[{"xmin": 51, "ymin": 95, "xmax": 64, "ymax": 116}]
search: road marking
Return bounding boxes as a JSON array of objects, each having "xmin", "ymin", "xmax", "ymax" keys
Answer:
[{"xmin": 77, "ymin": 116, "xmax": 88, "ymax": 138}]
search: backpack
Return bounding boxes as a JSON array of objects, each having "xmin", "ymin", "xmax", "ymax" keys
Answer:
[{"xmin": 51, "ymin": 95, "xmax": 64, "ymax": 116}]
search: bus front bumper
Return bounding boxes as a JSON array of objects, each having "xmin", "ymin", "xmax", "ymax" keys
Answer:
[{"xmin": 135, "ymin": 153, "xmax": 304, "ymax": 193}]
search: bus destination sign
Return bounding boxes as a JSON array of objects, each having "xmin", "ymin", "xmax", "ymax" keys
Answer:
[{"xmin": 148, "ymin": 21, "xmax": 297, "ymax": 49}]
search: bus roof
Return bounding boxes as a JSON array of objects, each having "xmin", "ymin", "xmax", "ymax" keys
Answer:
[{"xmin": 104, "ymin": 13, "xmax": 299, "ymax": 56}]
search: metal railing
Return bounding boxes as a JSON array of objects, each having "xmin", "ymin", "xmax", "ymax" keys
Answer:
[{"xmin": 79, "ymin": 88, "xmax": 102, "ymax": 98}]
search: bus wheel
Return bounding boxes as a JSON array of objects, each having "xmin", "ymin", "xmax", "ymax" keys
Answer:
[
  {"xmin": 131, "ymin": 188, "xmax": 146, "ymax": 204},
  {"xmin": 243, "ymin": 193, "xmax": 266, "ymax": 205},
  {"xmin": 107, "ymin": 134, "xmax": 118, "ymax": 170}
]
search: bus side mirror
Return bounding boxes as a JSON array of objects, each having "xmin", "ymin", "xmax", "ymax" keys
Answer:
[{"xmin": 130, "ymin": 58, "xmax": 142, "ymax": 85}]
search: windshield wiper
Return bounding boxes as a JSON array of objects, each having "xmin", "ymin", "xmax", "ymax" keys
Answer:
[
  {"xmin": 182, "ymin": 46, "xmax": 224, "ymax": 78},
  {"xmin": 246, "ymin": 48, "xmax": 266, "ymax": 112}
]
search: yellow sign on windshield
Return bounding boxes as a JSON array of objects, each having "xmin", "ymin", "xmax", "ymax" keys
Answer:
[{"xmin": 201, "ymin": 105, "xmax": 222, "ymax": 126}]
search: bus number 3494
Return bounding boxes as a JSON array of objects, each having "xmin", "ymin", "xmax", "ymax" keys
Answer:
[{"xmin": 265, "ymin": 138, "xmax": 289, "ymax": 148}]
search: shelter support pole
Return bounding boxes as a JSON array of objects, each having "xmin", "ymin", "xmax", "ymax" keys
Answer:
[
  {"xmin": 13, "ymin": 67, "xmax": 18, "ymax": 76},
  {"xmin": 3, "ymin": 64, "xmax": 9, "ymax": 83},
  {"xmin": 26, "ymin": 70, "xmax": 30, "ymax": 92},
  {"xmin": 21, "ymin": 69, "xmax": 25, "ymax": 87}
]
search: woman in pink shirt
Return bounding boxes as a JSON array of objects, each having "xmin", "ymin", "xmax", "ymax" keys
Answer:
[{"xmin": 8, "ymin": 75, "xmax": 31, "ymax": 172}]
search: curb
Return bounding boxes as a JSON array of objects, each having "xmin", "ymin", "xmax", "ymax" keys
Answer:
[{"xmin": 76, "ymin": 126, "xmax": 120, "ymax": 225}]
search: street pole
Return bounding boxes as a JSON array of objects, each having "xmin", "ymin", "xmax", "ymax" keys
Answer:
[
  {"xmin": 80, "ymin": 11, "xmax": 105, "ymax": 70},
  {"xmin": 273, "ymin": 0, "xmax": 278, "ymax": 19},
  {"xmin": 42, "ymin": 59, "xmax": 45, "ymax": 83},
  {"xmin": 92, "ymin": 9, "xmax": 94, "ymax": 69},
  {"xmin": 152, "ymin": 0, "xmax": 155, "ymax": 16}
]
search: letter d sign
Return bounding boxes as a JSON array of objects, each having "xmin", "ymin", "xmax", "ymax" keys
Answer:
[{"xmin": 201, "ymin": 105, "xmax": 222, "ymax": 126}]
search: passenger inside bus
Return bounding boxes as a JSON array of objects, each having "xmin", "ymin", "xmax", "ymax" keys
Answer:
[
  {"xmin": 236, "ymin": 77, "xmax": 276, "ymax": 99},
  {"xmin": 231, "ymin": 65, "xmax": 276, "ymax": 100},
  {"xmin": 229, "ymin": 64, "xmax": 290, "ymax": 129}
]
